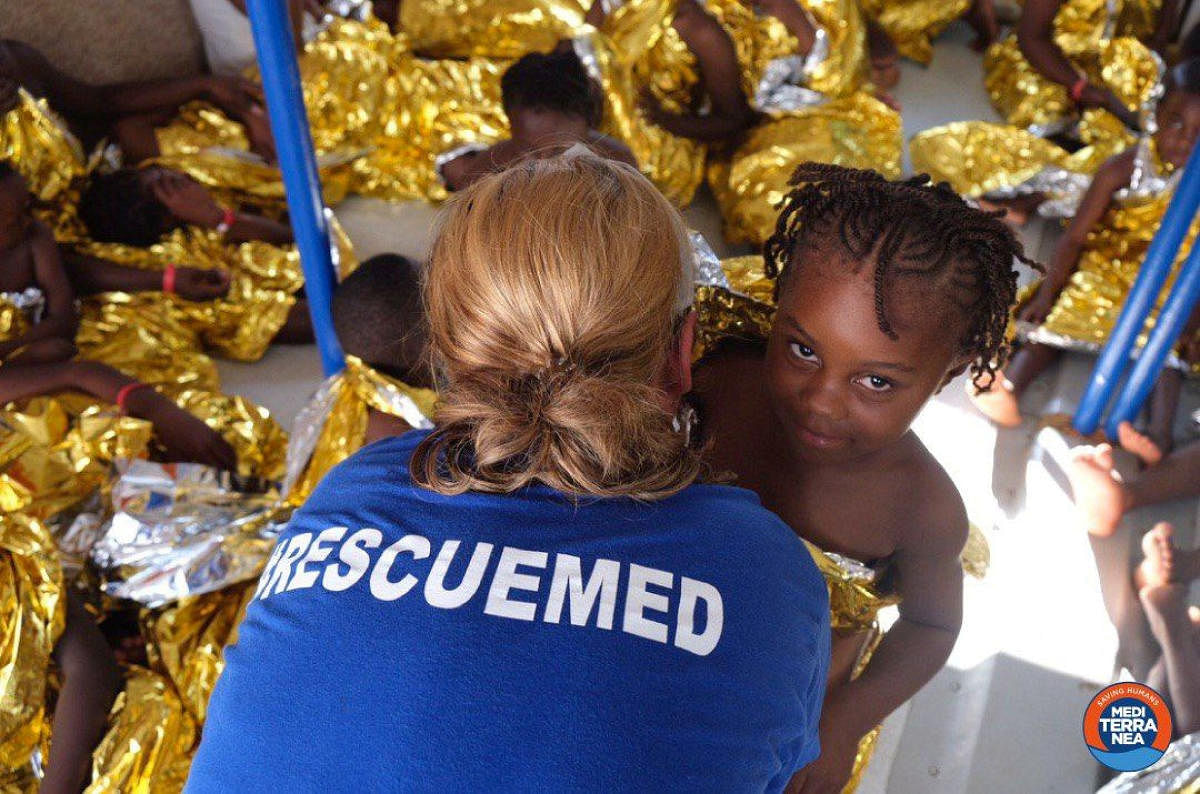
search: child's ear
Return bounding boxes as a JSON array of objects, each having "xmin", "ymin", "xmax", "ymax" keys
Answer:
[{"xmin": 935, "ymin": 356, "xmax": 973, "ymax": 394}]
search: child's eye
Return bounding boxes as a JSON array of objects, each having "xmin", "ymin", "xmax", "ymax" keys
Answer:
[
  {"xmin": 856, "ymin": 374, "xmax": 894, "ymax": 392},
  {"xmin": 788, "ymin": 341, "xmax": 818, "ymax": 362}
]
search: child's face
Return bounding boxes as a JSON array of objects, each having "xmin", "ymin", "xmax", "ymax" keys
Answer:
[
  {"xmin": 1154, "ymin": 91, "xmax": 1200, "ymax": 170},
  {"xmin": 765, "ymin": 255, "xmax": 966, "ymax": 465},
  {"xmin": 0, "ymin": 172, "xmax": 33, "ymax": 249}
]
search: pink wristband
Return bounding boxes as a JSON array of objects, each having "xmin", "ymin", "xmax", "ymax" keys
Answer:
[
  {"xmin": 163, "ymin": 263, "xmax": 177, "ymax": 294},
  {"xmin": 115, "ymin": 382, "xmax": 152, "ymax": 414}
]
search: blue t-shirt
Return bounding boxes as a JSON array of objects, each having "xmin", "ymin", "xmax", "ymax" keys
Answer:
[{"xmin": 186, "ymin": 430, "xmax": 830, "ymax": 793}]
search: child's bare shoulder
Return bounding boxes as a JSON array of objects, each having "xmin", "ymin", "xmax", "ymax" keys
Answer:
[{"xmin": 888, "ymin": 433, "xmax": 969, "ymax": 554}]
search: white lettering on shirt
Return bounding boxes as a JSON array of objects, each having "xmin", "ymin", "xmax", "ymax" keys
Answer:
[
  {"xmin": 675, "ymin": 576, "xmax": 724, "ymax": 657},
  {"xmin": 287, "ymin": 526, "xmax": 348, "ymax": 591},
  {"xmin": 322, "ymin": 528, "xmax": 383, "ymax": 592},
  {"xmin": 425, "ymin": 540, "xmax": 494, "ymax": 609},
  {"xmin": 369, "ymin": 534, "xmax": 431, "ymax": 601},
  {"xmin": 262, "ymin": 532, "xmax": 313, "ymax": 598},
  {"xmin": 543, "ymin": 554, "xmax": 620, "ymax": 630},
  {"xmin": 483, "ymin": 546, "xmax": 548, "ymax": 621},
  {"xmin": 622, "ymin": 564, "xmax": 673, "ymax": 644},
  {"xmin": 261, "ymin": 528, "xmax": 725, "ymax": 656}
]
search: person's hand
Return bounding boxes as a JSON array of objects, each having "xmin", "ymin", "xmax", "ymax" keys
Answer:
[
  {"xmin": 240, "ymin": 104, "xmax": 277, "ymax": 163},
  {"xmin": 786, "ymin": 720, "xmax": 862, "ymax": 794},
  {"xmin": 149, "ymin": 170, "xmax": 224, "ymax": 228},
  {"xmin": 1076, "ymin": 83, "xmax": 1139, "ymax": 128},
  {"xmin": 1018, "ymin": 287, "xmax": 1056, "ymax": 326},
  {"xmin": 207, "ymin": 75, "xmax": 263, "ymax": 114},
  {"xmin": 174, "ymin": 267, "xmax": 231, "ymax": 301},
  {"xmin": 127, "ymin": 389, "xmax": 238, "ymax": 471},
  {"xmin": 638, "ymin": 87, "xmax": 672, "ymax": 126},
  {"xmin": 304, "ymin": 0, "xmax": 328, "ymax": 18},
  {"xmin": 0, "ymin": 75, "xmax": 20, "ymax": 114}
]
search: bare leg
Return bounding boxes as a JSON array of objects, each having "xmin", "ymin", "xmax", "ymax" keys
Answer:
[
  {"xmin": 964, "ymin": 0, "xmax": 999, "ymax": 51},
  {"xmin": 969, "ymin": 343, "xmax": 1060, "ymax": 427},
  {"xmin": 1125, "ymin": 438, "xmax": 1200, "ymax": 509},
  {"xmin": 1140, "ymin": 584, "xmax": 1200, "ymax": 736},
  {"xmin": 1144, "ymin": 368, "xmax": 1182, "ymax": 459},
  {"xmin": 866, "ymin": 19, "xmax": 900, "ymax": 90}
]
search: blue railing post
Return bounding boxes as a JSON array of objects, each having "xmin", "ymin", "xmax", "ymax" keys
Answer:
[
  {"xmin": 1073, "ymin": 143, "xmax": 1200, "ymax": 435},
  {"xmin": 1103, "ymin": 249, "xmax": 1200, "ymax": 437},
  {"xmin": 246, "ymin": 0, "xmax": 344, "ymax": 376}
]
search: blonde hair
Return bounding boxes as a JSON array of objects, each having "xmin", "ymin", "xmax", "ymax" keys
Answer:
[{"xmin": 411, "ymin": 151, "xmax": 701, "ymax": 500}]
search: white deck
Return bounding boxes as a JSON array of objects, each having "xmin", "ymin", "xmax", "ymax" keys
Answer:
[{"xmin": 218, "ymin": 22, "xmax": 1199, "ymax": 792}]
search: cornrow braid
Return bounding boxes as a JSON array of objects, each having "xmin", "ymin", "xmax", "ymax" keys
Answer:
[{"xmin": 763, "ymin": 163, "xmax": 1040, "ymax": 391}]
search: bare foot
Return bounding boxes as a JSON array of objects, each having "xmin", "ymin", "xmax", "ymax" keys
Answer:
[
  {"xmin": 1066, "ymin": 443, "xmax": 1130, "ymax": 537},
  {"xmin": 1135, "ymin": 522, "xmax": 1175, "ymax": 589},
  {"xmin": 965, "ymin": 0, "xmax": 999, "ymax": 51},
  {"xmin": 967, "ymin": 371, "xmax": 1022, "ymax": 427},
  {"xmin": 1117, "ymin": 421, "xmax": 1164, "ymax": 466}
]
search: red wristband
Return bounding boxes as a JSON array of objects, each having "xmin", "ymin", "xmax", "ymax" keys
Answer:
[
  {"xmin": 217, "ymin": 207, "xmax": 236, "ymax": 235},
  {"xmin": 115, "ymin": 382, "xmax": 152, "ymax": 414},
  {"xmin": 163, "ymin": 263, "xmax": 177, "ymax": 294},
  {"xmin": 1069, "ymin": 77, "xmax": 1088, "ymax": 103}
]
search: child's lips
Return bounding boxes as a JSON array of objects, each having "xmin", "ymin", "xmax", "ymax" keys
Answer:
[{"xmin": 795, "ymin": 422, "xmax": 849, "ymax": 450}]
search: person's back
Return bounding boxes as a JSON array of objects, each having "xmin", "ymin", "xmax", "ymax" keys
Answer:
[
  {"xmin": 189, "ymin": 430, "xmax": 828, "ymax": 791},
  {"xmin": 186, "ymin": 151, "xmax": 829, "ymax": 792}
]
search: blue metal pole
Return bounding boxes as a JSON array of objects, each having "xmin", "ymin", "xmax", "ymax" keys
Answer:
[
  {"xmin": 246, "ymin": 0, "xmax": 344, "ymax": 376},
  {"xmin": 1103, "ymin": 247, "xmax": 1200, "ymax": 438},
  {"xmin": 1073, "ymin": 143, "xmax": 1200, "ymax": 434}
]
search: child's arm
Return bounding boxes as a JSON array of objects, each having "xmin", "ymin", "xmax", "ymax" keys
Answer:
[
  {"xmin": 0, "ymin": 222, "xmax": 77, "ymax": 360},
  {"xmin": 63, "ymin": 249, "xmax": 231, "ymax": 302},
  {"xmin": 1, "ymin": 39, "xmax": 262, "ymax": 122},
  {"xmin": 790, "ymin": 487, "xmax": 968, "ymax": 793},
  {"xmin": 1020, "ymin": 149, "xmax": 1134, "ymax": 325},
  {"xmin": 755, "ymin": 0, "xmax": 818, "ymax": 54},
  {"xmin": 1016, "ymin": 0, "xmax": 1136, "ymax": 127},
  {"xmin": 149, "ymin": 171, "xmax": 294, "ymax": 246},
  {"xmin": 39, "ymin": 591, "xmax": 122, "ymax": 794},
  {"xmin": 0, "ymin": 359, "xmax": 238, "ymax": 470},
  {"xmin": 642, "ymin": 0, "xmax": 753, "ymax": 142}
]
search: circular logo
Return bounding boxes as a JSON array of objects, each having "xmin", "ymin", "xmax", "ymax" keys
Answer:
[{"xmin": 1083, "ymin": 683, "xmax": 1173, "ymax": 772}]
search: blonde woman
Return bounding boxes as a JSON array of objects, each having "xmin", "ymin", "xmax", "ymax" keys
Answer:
[{"xmin": 186, "ymin": 151, "xmax": 830, "ymax": 792}]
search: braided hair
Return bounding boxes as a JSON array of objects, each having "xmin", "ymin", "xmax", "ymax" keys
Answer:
[{"xmin": 763, "ymin": 163, "xmax": 1037, "ymax": 391}]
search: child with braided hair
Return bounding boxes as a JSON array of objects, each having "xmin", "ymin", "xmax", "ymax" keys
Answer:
[{"xmin": 691, "ymin": 163, "xmax": 1031, "ymax": 792}]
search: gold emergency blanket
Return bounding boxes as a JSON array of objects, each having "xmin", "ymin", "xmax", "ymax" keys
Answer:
[
  {"xmin": 706, "ymin": 0, "xmax": 869, "ymax": 101},
  {"xmin": 154, "ymin": 18, "xmax": 393, "ymax": 204},
  {"xmin": 1031, "ymin": 184, "xmax": 1200, "ymax": 367},
  {"xmin": 1, "ymin": 89, "xmax": 88, "ymax": 241},
  {"xmin": 355, "ymin": 50, "xmax": 510, "ymax": 202},
  {"xmin": 0, "ymin": 394, "xmax": 153, "ymax": 522},
  {"xmin": 909, "ymin": 110, "xmax": 1135, "ymax": 215},
  {"xmin": 584, "ymin": 0, "xmax": 708, "ymax": 206},
  {"xmin": 982, "ymin": 0, "xmax": 1163, "ymax": 133},
  {"xmin": 0, "ymin": 288, "xmax": 40, "ymax": 351},
  {"xmin": 284, "ymin": 356, "xmax": 436, "ymax": 505},
  {"xmin": 85, "ymin": 584, "xmax": 256, "ymax": 793},
  {"xmin": 0, "ymin": 514, "xmax": 65, "ymax": 793},
  {"xmin": 398, "ymin": 0, "xmax": 591, "ymax": 58},
  {"xmin": 74, "ymin": 226, "xmax": 315, "ymax": 364},
  {"xmin": 85, "ymin": 668, "xmax": 197, "ymax": 794},
  {"xmin": 708, "ymin": 94, "xmax": 902, "ymax": 245},
  {"xmin": 860, "ymin": 0, "xmax": 969, "ymax": 65},
  {"xmin": 1096, "ymin": 731, "xmax": 1199, "ymax": 794}
]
